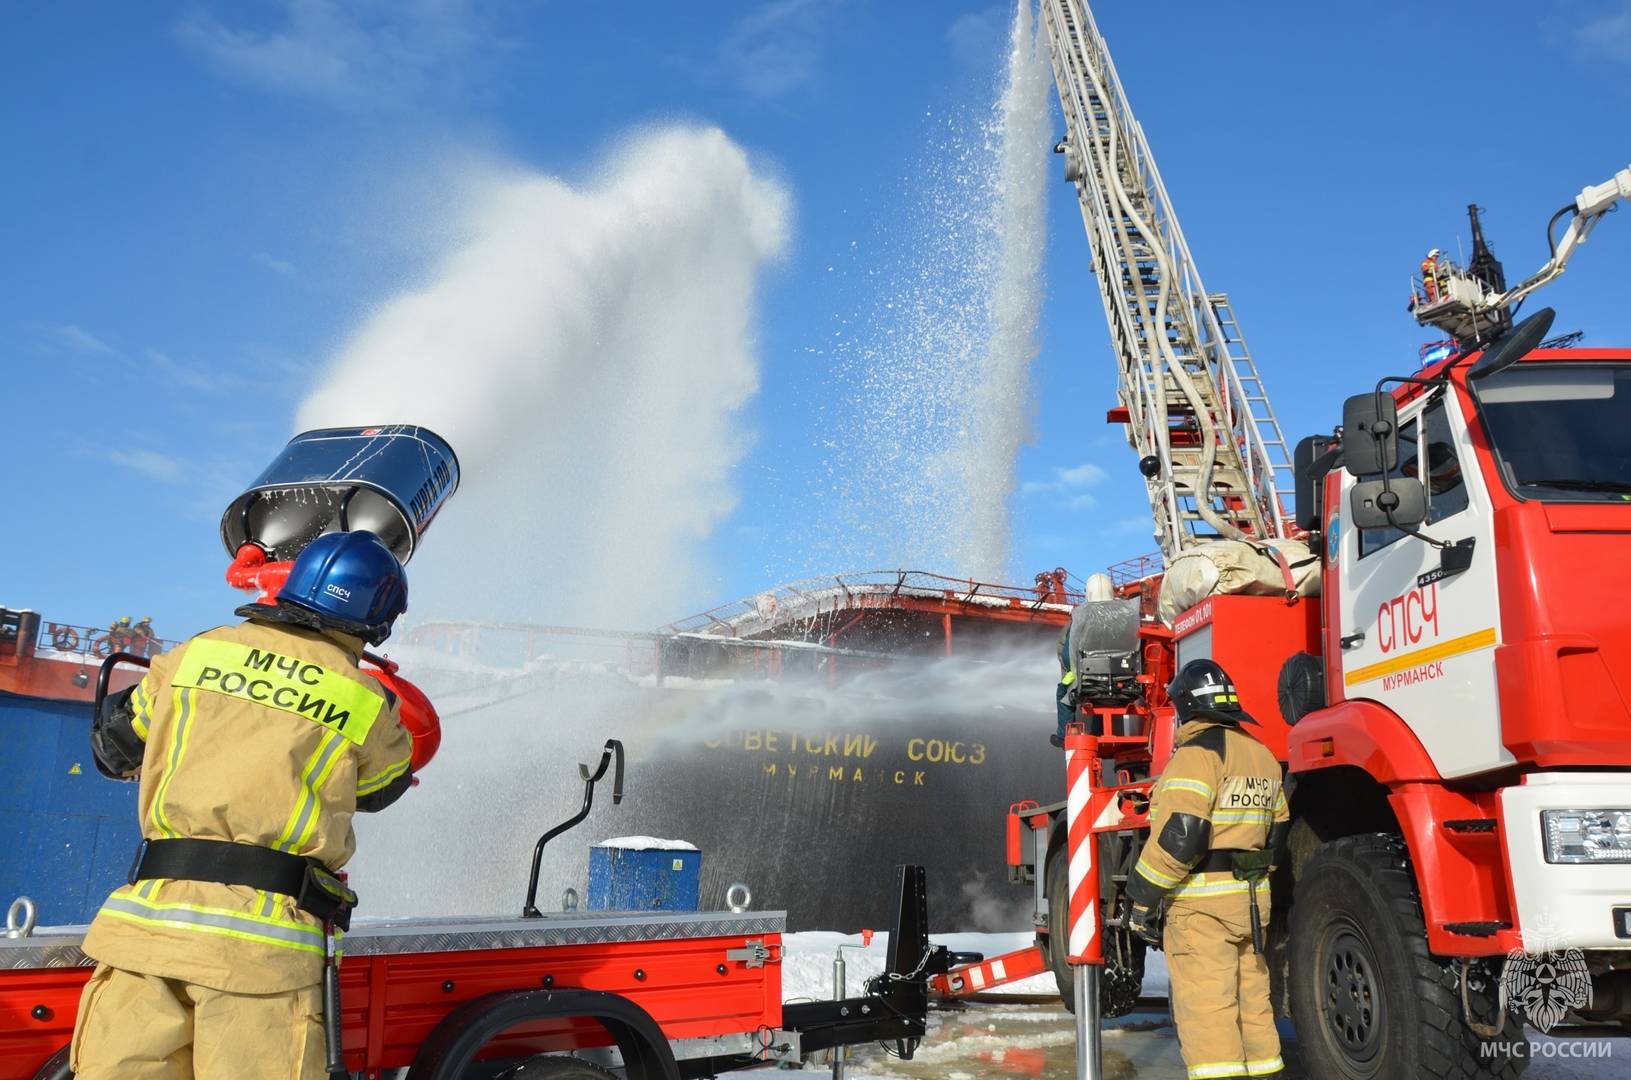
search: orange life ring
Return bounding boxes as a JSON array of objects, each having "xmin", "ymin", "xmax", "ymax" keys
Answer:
[{"xmin": 49, "ymin": 625, "xmax": 80, "ymax": 652}]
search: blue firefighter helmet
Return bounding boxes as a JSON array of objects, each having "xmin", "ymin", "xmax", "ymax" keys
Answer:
[{"xmin": 276, "ymin": 531, "xmax": 408, "ymax": 645}]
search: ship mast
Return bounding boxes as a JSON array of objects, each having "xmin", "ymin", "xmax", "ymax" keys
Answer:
[{"xmin": 1038, "ymin": 0, "xmax": 1294, "ymax": 560}]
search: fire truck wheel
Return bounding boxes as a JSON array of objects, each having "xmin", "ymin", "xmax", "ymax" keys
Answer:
[
  {"xmin": 493, "ymin": 1057, "xmax": 619, "ymax": 1079},
  {"xmin": 1289, "ymin": 833, "xmax": 1526, "ymax": 1079},
  {"xmin": 1044, "ymin": 842, "xmax": 1145, "ymax": 1017}
]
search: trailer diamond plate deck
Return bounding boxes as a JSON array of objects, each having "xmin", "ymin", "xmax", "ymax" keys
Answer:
[{"xmin": 0, "ymin": 909, "xmax": 787, "ymax": 970}]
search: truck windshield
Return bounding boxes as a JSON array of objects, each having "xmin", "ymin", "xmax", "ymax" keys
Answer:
[{"xmin": 1473, "ymin": 363, "xmax": 1631, "ymax": 502}]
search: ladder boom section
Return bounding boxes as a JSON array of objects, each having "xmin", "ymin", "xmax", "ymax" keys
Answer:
[{"xmin": 1039, "ymin": 0, "xmax": 1294, "ymax": 558}]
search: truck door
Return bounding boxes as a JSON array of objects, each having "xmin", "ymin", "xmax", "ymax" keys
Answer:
[{"xmin": 1334, "ymin": 390, "xmax": 1511, "ymax": 778}]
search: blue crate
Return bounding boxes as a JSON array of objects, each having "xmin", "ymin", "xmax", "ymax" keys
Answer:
[{"xmin": 586, "ymin": 843, "xmax": 701, "ymax": 912}]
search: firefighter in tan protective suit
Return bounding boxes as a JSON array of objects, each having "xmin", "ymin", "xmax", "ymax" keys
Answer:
[
  {"xmin": 73, "ymin": 531, "xmax": 416, "ymax": 1079},
  {"xmin": 1124, "ymin": 659, "xmax": 1290, "ymax": 1080}
]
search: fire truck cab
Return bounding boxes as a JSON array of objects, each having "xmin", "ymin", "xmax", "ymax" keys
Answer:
[{"xmin": 1276, "ymin": 334, "xmax": 1631, "ymax": 1073}]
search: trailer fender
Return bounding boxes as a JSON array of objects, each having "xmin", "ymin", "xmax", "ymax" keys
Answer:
[
  {"xmin": 1286, "ymin": 699, "xmax": 1440, "ymax": 784},
  {"xmin": 406, "ymin": 988, "xmax": 680, "ymax": 1080},
  {"xmin": 28, "ymin": 1047, "xmax": 70, "ymax": 1080}
]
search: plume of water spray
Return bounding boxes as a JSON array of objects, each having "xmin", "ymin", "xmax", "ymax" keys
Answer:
[
  {"xmin": 814, "ymin": 0, "xmax": 1050, "ymax": 581},
  {"xmin": 963, "ymin": 0, "xmax": 1052, "ymax": 574},
  {"xmin": 351, "ymin": 639, "xmax": 1059, "ymax": 921},
  {"xmin": 296, "ymin": 127, "xmax": 790, "ymax": 628}
]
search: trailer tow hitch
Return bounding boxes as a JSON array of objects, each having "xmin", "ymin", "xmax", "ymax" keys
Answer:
[{"xmin": 1459, "ymin": 957, "xmax": 1508, "ymax": 1039}]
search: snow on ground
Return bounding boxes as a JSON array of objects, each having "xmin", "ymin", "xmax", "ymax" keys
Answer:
[
  {"xmin": 781, "ymin": 932, "xmax": 1621, "ymax": 1078},
  {"xmin": 782, "ymin": 930, "xmax": 1168, "ymax": 1001}
]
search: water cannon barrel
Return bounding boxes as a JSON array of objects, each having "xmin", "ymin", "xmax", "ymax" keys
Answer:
[{"xmin": 221, "ymin": 426, "xmax": 459, "ymax": 566}]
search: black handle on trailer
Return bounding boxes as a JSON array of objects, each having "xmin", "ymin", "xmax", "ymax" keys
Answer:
[
  {"xmin": 92, "ymin": 651, "xmax": 152, "ymax": 722},
  {"xmin": 521, "ymin": 738, "xmax": 625, "ymax": 918}
]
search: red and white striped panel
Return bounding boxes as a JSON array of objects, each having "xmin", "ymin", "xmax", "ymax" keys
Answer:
[
  {"xmin": 930, "ymin": 946, "xmax": 1049, "ymax": 998},
  {"xmin": 1065, "ymin": 731, "xmax": 1103, "ymax": 965}
]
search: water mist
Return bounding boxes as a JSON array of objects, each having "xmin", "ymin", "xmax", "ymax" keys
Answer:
[
  {"xmin": 817, "ymin": 0, "xmax": 1051, "ymax": 581},
  {"xmin": 297, "ymin": 126, "xmax": 790, "ymax": 630}
]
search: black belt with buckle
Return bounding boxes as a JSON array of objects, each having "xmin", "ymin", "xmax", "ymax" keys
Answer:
[{"xmin": 129, "ymin": 838, "xmax": 357, "ymax": 930}]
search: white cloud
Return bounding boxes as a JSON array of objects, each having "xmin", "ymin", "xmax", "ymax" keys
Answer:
[
  {"xmin": 946, "ymin": 7, "xmax": 1004, "ymax": 69},
  {"xmin": 1575, "ymin": 1, "xmax": 1631, "ymax": 65},
  {"xmin": 106, "ymin": 448, "xmax": 186, "ymax": 484},
  {"xmin": 1056, "ymin": 463, "xmax": 1107, "ymax": 488},
  {"xmin": 718, "ymin": 0, "xmax": 838, "ymax": 99},
  {"xmin": 1553, "ymin": 0, "xmax": 1631, "ymax": 67},
  {"xmin": 145, "ymin": 349, "xmax": 242, "ymax": 394},
  {"xmin": 1585, "ymin": 3, "xmax": 1631, "ymax": 64},
  {"xmin": 31, "ymin": 322, "xmax": 122, "ymax": 358},
  {"xmin": 253, "ymin": 251, "xmax": 297, "ymax": 277},
  {"xmin": 174, "ymin": 0, "xmax": 503, "ymax": 110},
  {"xmin": 1021, "ymin": 462, "xmax": 1109, "ymax": 497}
]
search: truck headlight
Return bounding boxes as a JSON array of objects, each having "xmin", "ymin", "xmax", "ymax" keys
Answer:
[{"xmin": 1542, "ymin": 809, "xmax": 1631, "ymax": 864}]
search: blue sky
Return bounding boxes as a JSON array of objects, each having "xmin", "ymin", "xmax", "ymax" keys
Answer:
[{"xmin": 4, "ymin": 0, "xmax": 1629, "ymax": 641}]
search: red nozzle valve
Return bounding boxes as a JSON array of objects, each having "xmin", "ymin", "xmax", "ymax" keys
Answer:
[{"xmin": 225, "ymin": 543, "xmax": 293, "ymax": 605}]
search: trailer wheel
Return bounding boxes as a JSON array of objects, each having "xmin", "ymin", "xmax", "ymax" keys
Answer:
[
  {"xmin": 1289, "ymin": 833, "xmax": 1526, "ymax": 1079},
  {"xmin": 495, "ymin": 1058, "xmax": 619, "ymax": 1079},
  {"xmin": 1044, "ymin": 842, "xmax": 1144, "ymax": 1017}
]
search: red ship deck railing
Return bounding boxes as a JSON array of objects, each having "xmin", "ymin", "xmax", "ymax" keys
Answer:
[{"xmin": 659, "ymin": 570, "xmax": 1086, "ymax": 639}]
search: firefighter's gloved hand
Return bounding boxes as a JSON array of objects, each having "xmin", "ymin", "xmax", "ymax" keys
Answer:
[{"xmin": 1126, "ymin": 901, "xmax": 1162, "ymax": 948}]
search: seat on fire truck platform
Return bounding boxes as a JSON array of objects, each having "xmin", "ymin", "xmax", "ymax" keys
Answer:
[{"xmin": 1068, "ymin": 597, "xmax": 1144, "ymax": 730}]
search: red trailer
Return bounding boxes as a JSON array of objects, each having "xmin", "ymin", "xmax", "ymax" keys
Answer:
[{"xmin": 0, "ymin": 867, "xmax": 936, "ymax": 1080}]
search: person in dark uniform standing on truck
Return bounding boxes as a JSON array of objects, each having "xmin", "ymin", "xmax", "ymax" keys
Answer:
[
  {"xmin": 72, "ymin": 531, "xmax": 416, "ymax": 1080},
  {"xmin": 1123, "ymin": 659, "xmax": 1290, "ymax": 1080}
]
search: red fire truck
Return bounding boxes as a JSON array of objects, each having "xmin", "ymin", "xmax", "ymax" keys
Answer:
[{"xmin": 957, "ymin": 4, "xmax": 1631, "ymax": 1077}]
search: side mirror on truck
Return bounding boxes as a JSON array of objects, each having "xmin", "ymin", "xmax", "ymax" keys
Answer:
[
  {"xmin": 1341, "ymin": 392, "xmax": 1399, "ymax": 476},
  {"xmin": 1350, "ymin": 477, "xmax": 1427, "ymax": 531}
]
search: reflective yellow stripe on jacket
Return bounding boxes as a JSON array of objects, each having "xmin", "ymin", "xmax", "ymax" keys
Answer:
[
  {"xmin": 129, "ymin": 681, "xmax": 153, "ymax": 741},
  {"xmin": 98, "ymin": 890, "xmax": 324, "ymax": 956},
  {"xmin": 1134, "ymin": 856, "xmax": 1185, "ymax": 890},
  {"xmin": 357, "ymin": 753, "xmax": 412, "ymax": 796},
  {"xmin": 1168, "ymin": 871, "xmax": 1273, "ymax": 901},
  {"xmin": 148, "ymin": 688, "xmax": 199, "ymax": 839},
  {"xmin": 1157, "ymin": 777, "xmax": 1215, "ymax": 801},
  {"xmin": 275, "ymin": 730, "xmax": 348, "ymax": 853}
]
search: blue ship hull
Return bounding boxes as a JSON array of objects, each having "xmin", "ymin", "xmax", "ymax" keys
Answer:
[{"xmin": 1, "ymin": 692, "xmax": 137, "ymax": 925}]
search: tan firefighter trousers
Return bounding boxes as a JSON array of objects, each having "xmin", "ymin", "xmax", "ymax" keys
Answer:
[
  {"xmin": 1165, "ymin": 898, "xmax": 1283, "ymax": 1078},
  {"xmin": 71, "ymin": 963, "xmax": 326, "ymax": 1080}
]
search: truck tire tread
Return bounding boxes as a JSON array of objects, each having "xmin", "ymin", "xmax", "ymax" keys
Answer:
[{"xmin": 1290, "ymin": 832, "xmax": 1524, "ymax": 1080}]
